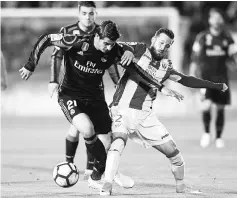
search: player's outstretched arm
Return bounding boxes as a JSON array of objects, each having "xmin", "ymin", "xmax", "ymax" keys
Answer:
[
  {"xmin": 176, "ymin": 73, "xmax": 228, "ymax": 92},
  {"xmin": 19, "ymin": 34, "xmax": 82, "ymax": 80}
]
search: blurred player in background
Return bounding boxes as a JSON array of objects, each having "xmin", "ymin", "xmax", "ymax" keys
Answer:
[
  {"xmin": 100, "ymin": 28, "xmax": 228, "ymax": 196},
  {"xmin": 190, "ymin": 8, "xmax": 237, "ymax": 148},
  {"xmin": 48, "ymin": 1, "xmax": 121, "ymax": 180},
  {"xmin": 1, "ymin": 51, "xmax": 8, "ymax": 91}
]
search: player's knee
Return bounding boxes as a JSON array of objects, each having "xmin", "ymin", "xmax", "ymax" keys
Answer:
[
  {"xmin": 67, "ymin": 125, "xmax": 80, "ymax": 138},
  {"xmin": 98, "ymin": 133, "xmax": 112, "ymax": 152},
  {"xmin": 169, "ymin": 151, "xmax": 185, "ymax": 166},
  {"xmin": 200, "ymin": 99, "xmax": 212, "ymax": 111},
  {"xmin": 72, "ymin": 114, "xmax": 95, "ymax": 138},
  {"xmin": 109, "ymin": 135, "xmax": 127, "ymax": 155}
]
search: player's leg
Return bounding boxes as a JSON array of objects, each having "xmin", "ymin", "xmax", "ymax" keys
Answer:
[
  {"xmin": 100, "ymin": 132, "xmax": 128, "ymax": 196},
  {"xmin": 100, "ymin": 106, "xmax": 129, "ymax": 195},
  {"xmin": 200, "ymin": 88, "xmax": 212, "ymax": 148},
  {"xmin": 84, "ymin": 83, "xmax": 108, "ymax": 179},
  {"xmin": 153, "ymin": 141, "xmax": 185, "ymax": 192},
  {"xmin": 65, "ymin": 124, "xmax": 79, "ymax": 163},
  {"xmin": 215, "ymin": 104, "xmax": 225, "ymax": 148},
  {"xmin": 213, "ymin": 88, "xmax": 230, "ymax": 148},
  {"xmin": 89, "ymin": 102, "xmax": 133, "ymax": 189},
  {"xmin": 58, "ymin": 98, "xmax": 107, "ymax": 179}
]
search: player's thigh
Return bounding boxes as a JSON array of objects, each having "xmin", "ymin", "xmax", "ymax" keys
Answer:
[
  {"xmin": 136, "ymin": 112, "xmax": 173, "ymax": 146},
  {"xmin": 153, "ymin": 140, "xmax": 179, "ymax": 158},
  {"xmin": 88, "ymin": 100, "xmax": 112, "ymax": 135},
  {"xmin": 58, "ymin": 97, "xmax": 95, "ymax": 138},
  {"xmin": 110, "ymin": 106, "xmax": 129, "ymax": 139}
]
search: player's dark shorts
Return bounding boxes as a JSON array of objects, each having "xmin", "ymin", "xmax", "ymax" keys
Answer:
[
  {"xmin": 58, "ymin": 96, "xmax": 112, "ymax": 134},
  {"xmin": 204, "ymin": 88, "xmax": 231, "ymax": 105}
]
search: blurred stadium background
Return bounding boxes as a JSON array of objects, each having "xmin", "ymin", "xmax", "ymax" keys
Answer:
[{"xmin": 1, "ymin": 1, "xmax": 237, "ymax": 198}]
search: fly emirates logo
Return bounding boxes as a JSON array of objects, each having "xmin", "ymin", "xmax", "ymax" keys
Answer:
[{"xmin": 74, "ymin": 61, "xmax": 103, "ymax": 74}]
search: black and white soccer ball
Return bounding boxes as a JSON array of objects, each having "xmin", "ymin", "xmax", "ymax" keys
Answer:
[{"xmin": 53, "ymin": 162, "xmax": 79, "ymax": 188}]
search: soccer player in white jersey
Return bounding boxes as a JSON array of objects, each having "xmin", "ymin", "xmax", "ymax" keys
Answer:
[{"xmin": 100, "ymin": 28, "xmax": 228, "ymax": 195}]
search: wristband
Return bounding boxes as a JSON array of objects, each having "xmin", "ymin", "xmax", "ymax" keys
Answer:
[{"xmin": 158, "ymin": 84, "xmax": 165, "ymax": 92}]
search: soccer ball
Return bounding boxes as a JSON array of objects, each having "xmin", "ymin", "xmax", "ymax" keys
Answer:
[{"xmin": 53, "ymin": 162, "xmax": 79, "ymax": 188}]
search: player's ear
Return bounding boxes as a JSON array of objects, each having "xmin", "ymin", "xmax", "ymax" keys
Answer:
[{"xmin": 151, "ymin": 36, "xmax": 156, "ymax": 45}]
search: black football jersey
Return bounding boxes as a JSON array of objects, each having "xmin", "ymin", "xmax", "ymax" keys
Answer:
[
  {"xmin": 25, "ymin": 34, "xmax": 131, "ymax": 100},
  {"xmin": 191, "ymin": 30, "xmax": 234, "ymax": 83}
]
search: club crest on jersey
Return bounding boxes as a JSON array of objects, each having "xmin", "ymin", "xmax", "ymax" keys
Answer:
[
  {"xmin": 101, "ymin": 57, "xmax": 107, "ymax": 62},
  {"xmin": 50, "ymin": 34, "xmax": 63, "ymax": 41},
  {"xmin": 81, "ymin": 42, "xmax": 89, "ymax": 51}
]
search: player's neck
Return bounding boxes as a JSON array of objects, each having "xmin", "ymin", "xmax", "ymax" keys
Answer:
[
  {"xmin": 210, "ymin": 27, "xmax": 222, "ymax": 36},
  {"xmin": 78, "ymin": 22, "xmax": 95, "ymax": 33}
]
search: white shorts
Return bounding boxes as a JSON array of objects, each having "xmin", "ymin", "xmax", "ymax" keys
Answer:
[{"xmin": 110, "ymin": 106, "xmax": 174, "ymax": 148}]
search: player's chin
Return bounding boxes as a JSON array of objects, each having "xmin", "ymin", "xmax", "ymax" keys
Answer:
[{"xmin": 102, "ymin": 49, "xmax": 109, "ymax": 53}]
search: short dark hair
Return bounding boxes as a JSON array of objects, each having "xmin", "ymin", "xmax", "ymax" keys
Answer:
[
  {"xmin": 97, "ymin": 20, "xmax": 120, "ymax": 41},
  {"xmin": 209, "ymin": 7, "xmax": 226, "ymax": 21},
  {"xmin": 154, "ymin": 28, "xmax": 174, "ymax": 40},
  {"xmin": 78, "ymin": 1, "xmax": 96, "ymax": 10}
]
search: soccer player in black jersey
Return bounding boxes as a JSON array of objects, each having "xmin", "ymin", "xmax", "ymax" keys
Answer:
[
  {"xmin": 19, "ymin": 20, "xmax": 180, "ymax": 189},
  {"xmin": 190, "ymin": 8, "xmax": 237, "ymax": 148},
  {"xmin": 48, "ymin": 1, "xmax": 121, "ymax": 181}
]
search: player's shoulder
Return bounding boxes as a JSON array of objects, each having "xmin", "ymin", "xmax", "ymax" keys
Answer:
[
  {"xmin": 222, "ymin": 30, "xmax": 234, "ymax": 41},
  {"xmin": 60, "ymin": 22, "xmax": 80, "ymax": 34}
]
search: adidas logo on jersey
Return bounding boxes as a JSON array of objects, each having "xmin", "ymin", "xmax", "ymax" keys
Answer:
[{"xmin": 101, "ymin": 57, "xmax": 107, "ymax": 62}]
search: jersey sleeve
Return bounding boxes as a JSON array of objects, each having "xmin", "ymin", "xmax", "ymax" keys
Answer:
[
  {"xmin": 50, "ymin": 27, "xmax": 65, "ymax": 83},
  {"xmin": 168, "ymin": 68, "xmax": 183, "ymax": 82},
  {"xmin": 24, "ymin": 34, "xmax": 83, "ymax": 72},
  {"xmin": 107, "ymin": 64, "xmax": 121, "ymax": 85}
]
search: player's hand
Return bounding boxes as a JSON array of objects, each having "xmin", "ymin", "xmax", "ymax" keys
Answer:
[
  {"xmin": 161, "ymin": 87, "xmax": 184, "ymax": 102},
  {"xmin": 48, "ymin": 82, "xmax": 59, "ymax": 98},
  {"xmin": 221, "ymin": 83, "xmax": 228, "ymax": 92},
  {"xmin": 19, "ymin": 67, "xmax": 33, "ymax": 80},
  {"xmin": 120, "ymin": 51, "xmax": 134, "ymax": 66}
]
